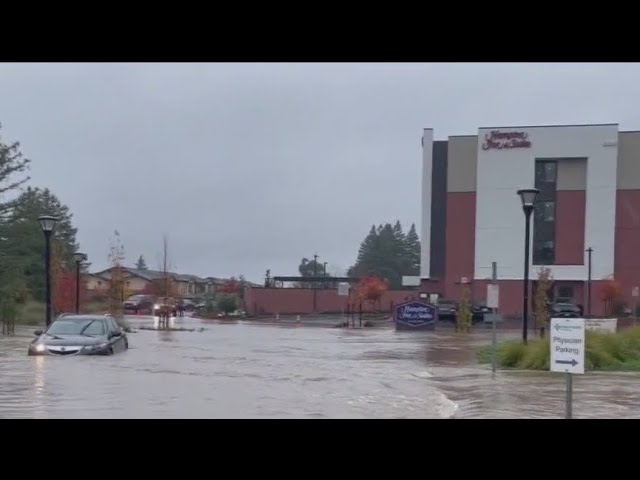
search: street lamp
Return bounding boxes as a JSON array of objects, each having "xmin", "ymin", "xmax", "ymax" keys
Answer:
[
  {"xmin": 73, "ymin": 252, "xmax": 86, "ymax": 314},
  {"xmin": 517, "ymin": 188, "xmax": 539, "ymax": 344},
  {"xmin": 38, "ymin": 215, "xmax": 58, "ymax": 327}
]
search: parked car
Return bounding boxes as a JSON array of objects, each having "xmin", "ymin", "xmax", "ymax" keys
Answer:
[
  {"xmin": 437, "ymin": 300, "xmax": 458, "ymax": 321},
  {"xmin": 28, "ymin": 314, "xmax": 129, "ymax": 356},
  {"xmin": 153, "ymin": 297, "xmax": 177, "ymax": 317},
  {"xmin": 472, "ymin": 303, "xmax": 492, "ymax": 323},
  {"xmin": 123, "ymin": 294, "xmax": 154, "ymax": 314},
  {"xmin": 549, "ymin": 302, "xmax": 581, "ymax": 318}
]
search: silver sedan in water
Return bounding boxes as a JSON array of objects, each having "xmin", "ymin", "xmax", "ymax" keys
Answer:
[{"xmin": 28, "ymin": 314, "xmax": 129, "ymax": 356}]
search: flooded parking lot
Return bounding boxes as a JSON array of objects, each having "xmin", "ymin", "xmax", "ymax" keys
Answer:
[{"xmin": 1, "ymin": 316, "xmax": 639, "ymax": 418}]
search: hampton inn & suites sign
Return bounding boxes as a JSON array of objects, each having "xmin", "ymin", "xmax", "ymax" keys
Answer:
[{"xmin": 482, "ymin": 130, "xmax": 532, "ymax": 150}]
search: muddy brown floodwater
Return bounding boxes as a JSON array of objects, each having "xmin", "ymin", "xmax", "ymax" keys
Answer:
[{"xmin": 1, "ymin": 316, "xmax": 639, "ymax": 418}]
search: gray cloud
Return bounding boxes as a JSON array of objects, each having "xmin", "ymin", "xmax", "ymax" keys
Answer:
[{"xmin": 1, "ymin": 63, "xmax": 639, "ymax": 282}]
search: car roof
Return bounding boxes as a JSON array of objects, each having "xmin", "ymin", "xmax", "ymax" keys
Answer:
[{"xmin": 54, "ymin": 315, "xmax": 109, "ymax": 322}]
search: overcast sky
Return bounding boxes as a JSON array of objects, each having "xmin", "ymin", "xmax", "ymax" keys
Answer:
[{"xmin": 1, "ymin": 63, "xmax": 639, "ymax": 283}]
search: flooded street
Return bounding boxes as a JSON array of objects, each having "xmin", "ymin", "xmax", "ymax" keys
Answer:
[{"xmin": 1, "ymin": 316, "xmax": 640, "ymax": 418}]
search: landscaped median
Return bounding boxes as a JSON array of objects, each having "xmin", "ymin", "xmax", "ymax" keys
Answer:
[{"xmin": 477, "ymin": 327, "xmax": 640, "ymax": 372}]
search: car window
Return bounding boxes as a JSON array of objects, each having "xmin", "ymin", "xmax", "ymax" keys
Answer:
[
  {"xmin": 83, "ymin": 321, "xmax": 106, "ymax": 336},
  {"xmin": 48, "ymin": 318, "xmax": 105, "ymax": 336}
]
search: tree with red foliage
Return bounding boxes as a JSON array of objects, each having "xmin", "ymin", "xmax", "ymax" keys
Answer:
[
  {"xmin": 355, "ymin": 275, "xmax": 388, "ymax": 311},
  {"xmin": 222, "ymin": 278, "xmax": 238, "ymax": 295},
  {"xmin": 601, "ymin": 275, "xmax": 623, "ymax": 316},
  {"xmin": 53, "ymin": 271, "xmax": 77, "ymax": 315}
]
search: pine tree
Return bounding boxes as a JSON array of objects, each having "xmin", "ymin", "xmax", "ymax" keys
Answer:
[
  {"xmin": 405, "ymin": 223, "xmax": 421, "ymax": 275},
  {"xmin": 348, "ymin": 221, "xmax": 422, "ymax": 289},
  {"xmin": 135, "ymin": 254, "xmax": 148, "ymax": 270},
  {"xmin": 392, "ymin": 220, "xmax": 410, "ymax": 277},
  {"xmin": 0, "ymin": 123, "xmax": 30, "ymax": 216},
  {"xmin": 0, "ymin": 187, "xmax": 78, "ymax": 301}
]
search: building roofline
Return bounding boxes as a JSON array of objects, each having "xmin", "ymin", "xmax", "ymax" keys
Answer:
[
  {"xmin": 620, "ymin": 130, "xmax": 640, "ymax": 134},
  {"xmin": 448, "ymin": 134, "xmax": 478, "ymax": 138},
  {"xmin": 478, "ymin": 123, "xmax": 619, "ymax": 130}
]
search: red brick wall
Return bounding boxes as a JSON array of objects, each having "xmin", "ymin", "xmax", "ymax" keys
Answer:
[
  {"xmin": 444, "ymin": 192, "xmax": 476, "ymax": 300},
  {"xmin": 555, "ymin": 191, "xmax": 586, "ymax": 264},
  {"xmin": 615, "ymin": 190, "xmax": 640, "ymax": 307},
  {"xmin": 244, "ymin": 288, "xmax": 420, "ymax": 316}
]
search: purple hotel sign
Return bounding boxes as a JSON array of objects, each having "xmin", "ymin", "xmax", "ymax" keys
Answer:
[{"xmin": 394, "ymin": 301, "xmax": 437, "ymax": 331}]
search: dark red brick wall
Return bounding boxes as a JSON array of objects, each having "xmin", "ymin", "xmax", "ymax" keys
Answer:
[
  {"xmin": 555, "ymin": 191, "xmax": 586, "ymax": 265},
  {"xmin": 615, "ymin": 190, "xmax": 640, "ymax": 307},
  {"xmin": 244, "ymin": 288, "xmax": 421, "ymax": 316},
  {"xmin": 444, "ymin": 192, "xmax": 476, "ymax": 300}
]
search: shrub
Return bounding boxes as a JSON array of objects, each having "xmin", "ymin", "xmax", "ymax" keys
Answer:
[
  {"xmin": 477, "ymin": 328, "xmax": 640, "ymax": 372},
  {"xmin": 217, "ymin": 295, "xmax": 237, "ymax": 315}
]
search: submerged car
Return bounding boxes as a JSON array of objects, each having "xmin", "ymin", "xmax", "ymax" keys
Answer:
[{"xmin": 28, "ymin": 314, "xmax": 129, "ymax": 356}]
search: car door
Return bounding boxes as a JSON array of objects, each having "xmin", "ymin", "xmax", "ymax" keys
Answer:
[{"xmin": 106, "ymin": 318, "xmax": 123, "ymax": 352}]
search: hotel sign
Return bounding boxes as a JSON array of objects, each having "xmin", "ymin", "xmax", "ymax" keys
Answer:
[{"xmin": 482, "ymin": 130, "xmax": 532, "ymax": 150}]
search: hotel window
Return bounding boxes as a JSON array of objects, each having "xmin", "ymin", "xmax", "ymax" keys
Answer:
[
  {"xmin": 533, "ymin": 159, "xmax": 557, "ymax": 265},
  {"xmin": 535, "ymin": 201, "xmax": 555, "ymax": 222},
  {"xmin": 535, "ymin": 161, "xmax": 557, "ymax": 183},
  {"xmin": 533, "ymin": 240, "xmax": 555, "ymax": 265}
]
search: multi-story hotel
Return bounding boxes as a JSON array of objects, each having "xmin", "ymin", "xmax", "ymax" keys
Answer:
[{"xmin": 420, "ymin": 123, "xmax": 640, "ymax": 316}]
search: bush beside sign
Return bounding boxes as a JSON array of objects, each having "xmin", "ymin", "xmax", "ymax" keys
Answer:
[{"xmin": 394, "ymin": 301, "xmax": 437, "ymax": 331}]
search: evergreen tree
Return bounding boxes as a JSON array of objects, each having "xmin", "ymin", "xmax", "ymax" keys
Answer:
[
  {"xmin": 0, "ymin": 123, "xmax": 30, "ymax": 216},
  {"xmin": 0, "ymin": 187, "xmax": 78, "ymax": 301},
  {"xmin": 135, "ymin": 254, "xmax": 148, "ymax": 270},
  {"xmin": 405, "ymin": 223, "xmax": 421, "ymax": 275},
  {"xmin": 348, "ymin": 220, "xmax": 421, "ymax": 289}
]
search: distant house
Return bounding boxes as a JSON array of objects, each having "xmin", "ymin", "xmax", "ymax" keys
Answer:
[{"xmin": 87, "ymin": 267, "xmax": 217, "ymax": 298}]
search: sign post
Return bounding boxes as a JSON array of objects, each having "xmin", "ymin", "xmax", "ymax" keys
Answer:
[
  {"xmin": 632, "ymin": 286, "xmax": 639, "ymax": 328},
  {"xmin": 550, "ymin": 317, "xmax": 585, "ymax": 419},
  {"xmin": 338, "ymin": 283, "xmax": 349, "ymax": 325},
  {"xmin": 487, "ymin": 262, "xmax": 499, "ymax": 376}
]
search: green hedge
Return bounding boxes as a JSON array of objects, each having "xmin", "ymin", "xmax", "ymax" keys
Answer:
[{"xmin": 477, "ymin": 328, "xmax": 640, "ymax": 372}]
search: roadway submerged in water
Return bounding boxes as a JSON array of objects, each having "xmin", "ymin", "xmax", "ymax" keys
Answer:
[{"xmin": 1, "ymin": 316, "xmax": 639, "ymax": 418}]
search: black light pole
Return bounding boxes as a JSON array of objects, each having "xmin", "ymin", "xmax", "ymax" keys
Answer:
[
  {"xmin": 73, "ymin": 252, "xmax": 86, "ymax": 314},
  {"xmin": 586, "ymin": 247, "xmax": 593, "ymax": 317},
  {"xmin": 517, "ymin": 189, "xmax": 539, "ymax": 345},
  {"xmin": 312, "ymin": 254, "xmax": 319, "ymax": 312},
  {"xmin": 323, "ymin": 261, "xmax": 328, "ymax": 288},
  {"xmin": 38, "ymin": 215, "xmax": 58, "ymax": 327}
]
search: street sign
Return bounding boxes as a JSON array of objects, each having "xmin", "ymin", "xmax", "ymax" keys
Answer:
[
  {"xmin": 402, "ymin": 275, "xmax": 420, "ymax": 287},
  {"xmin": 550, "ymin": 318, "xmax": 585, "ymax": 375},
  {"xmin": 337, "ymin": 283, "xmax": 349, "ymax": 296},
  {"xmin": 394, "ymin": 301, "xmax": 437, "ymax": 331},
  {"xmin": 487, "ymin": 284, "xmax": 499, "ymax": 309},
  {"xmin": 633, "ymin": 286, "xmax": 639, "ymax": 298}
]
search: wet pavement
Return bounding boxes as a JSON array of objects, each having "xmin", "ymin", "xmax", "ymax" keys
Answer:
[{"xmin": 1, "ymin": 316, "xmax": 639, "ymax": 418}]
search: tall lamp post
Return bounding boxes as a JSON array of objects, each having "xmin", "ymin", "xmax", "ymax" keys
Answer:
[
  {"xmin": 517, "ymin": 188, "xmax": 539, "ymax": 344},
  {"xmin": 38, "ymin": 215, "xmax": 58, "ymax": 327},
  {"xmin": 73, "ymin": 252, "xmax": 86, "ymax": 314},
  {"xmin": 586, "ymin": 247, "xmax": 593, "ymax": 317},
  {"xmin": 312, "ymin": 254, "xmax": 319, "ymax": 312}
]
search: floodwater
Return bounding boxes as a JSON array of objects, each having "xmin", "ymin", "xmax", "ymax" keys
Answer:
[{"xmin": 1, "ymin": 316, "xmax": 640, "ymax": 419}]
